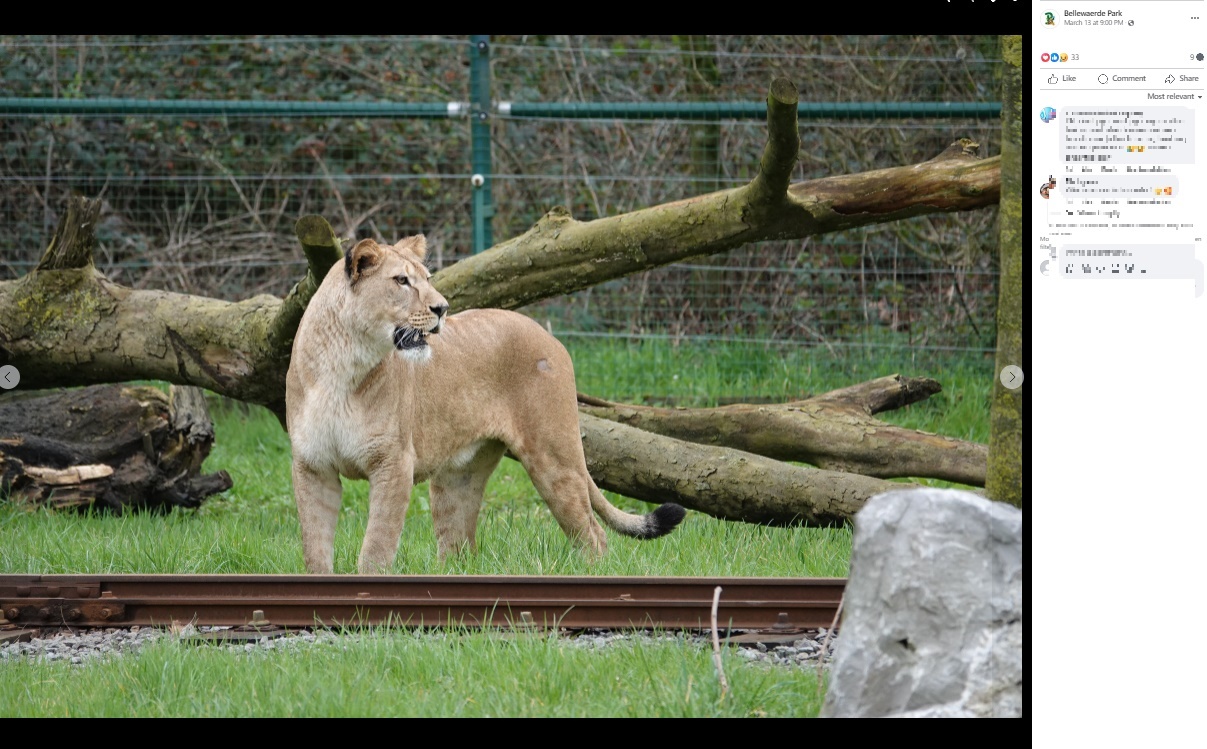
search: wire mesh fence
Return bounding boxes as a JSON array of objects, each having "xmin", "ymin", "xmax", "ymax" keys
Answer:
[{"xmin": 0, "ymin": 35, "xmax": 1003, "ymax": 403}]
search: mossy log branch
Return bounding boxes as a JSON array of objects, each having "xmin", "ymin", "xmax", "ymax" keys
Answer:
[
  {"xmin": 0, "ymin": 196, "xmax": 342, "ymax": 414},
  {"xmin": 434, "ymin": 79, "xmax": 1000, "ymax": 313},
  {"xmin": 578, "ymin": 375, "xmax": 988, "ymax": 487}
]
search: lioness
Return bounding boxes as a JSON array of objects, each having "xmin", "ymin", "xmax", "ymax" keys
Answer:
[{"xmin": 285, "ymin": 235, "xmax": 687, "ymax": 574}]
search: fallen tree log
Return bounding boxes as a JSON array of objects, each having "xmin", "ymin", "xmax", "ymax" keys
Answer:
[
  {"xmin": 578, "ymin": 375, "xmax": 987, "ymax": 486},
  {"xmin": 0, "ymin": 384, "xmax": 232, "ymax": 512},
  {"xmin": 578, "ymin": 412, "xmax": 915, "ymax": 526}
]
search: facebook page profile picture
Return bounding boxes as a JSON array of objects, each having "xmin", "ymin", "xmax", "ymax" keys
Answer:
[{"xmin": 1040, "ymin": 107, "xmax": 1056, "ymax": 124}]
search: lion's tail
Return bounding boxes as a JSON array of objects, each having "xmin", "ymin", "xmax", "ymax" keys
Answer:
[{"xmin": 588, "ymin": 485, "xmax": 687, "ymax": 540}]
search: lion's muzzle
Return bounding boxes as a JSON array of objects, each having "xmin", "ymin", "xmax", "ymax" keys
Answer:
[{"xmin": 393, "ymin": 306, "xmax": 447, "ymax": 351}]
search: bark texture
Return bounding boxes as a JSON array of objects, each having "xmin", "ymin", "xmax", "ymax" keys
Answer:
[
  {"xmin": 987, "ymin": 36, "xmax": 1023, "ymax": 508},
  {"xmin": 0, "ymin": 384, "xmax": 231, "ymax": 512}
]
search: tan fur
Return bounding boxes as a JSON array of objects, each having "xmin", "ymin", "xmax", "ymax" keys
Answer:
[{"xmin": 285, "ymin": 235, "xmax": 679, "ymax": 574}]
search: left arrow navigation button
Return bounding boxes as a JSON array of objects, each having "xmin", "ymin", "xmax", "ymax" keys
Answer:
[{"xmin": 0, "ymin": 365, "xmax": 20, "ymax": 390}]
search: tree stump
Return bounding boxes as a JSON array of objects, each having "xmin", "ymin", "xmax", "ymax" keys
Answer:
[{"xmin": 0, "ymin": 384, "xmax": 232, "ymax": 513}]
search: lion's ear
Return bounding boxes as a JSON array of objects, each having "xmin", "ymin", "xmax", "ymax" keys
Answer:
[
  {"xmin": 345, "ymin": 239, "xmax": 383, "ymax": 284},
  {"xmin": 395, "ymin": 234, "xmax": 427, "ymax": 262}
]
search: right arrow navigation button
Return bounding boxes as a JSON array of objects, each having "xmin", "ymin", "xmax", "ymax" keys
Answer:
[{"xmin": 999, "ymin": 365, "xmax": 1024, "ymax": 390}]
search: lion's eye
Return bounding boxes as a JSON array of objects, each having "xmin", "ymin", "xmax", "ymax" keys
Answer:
[{"xmin": 395, "ymin": 276, "xmax": 410, "ymax": 286}]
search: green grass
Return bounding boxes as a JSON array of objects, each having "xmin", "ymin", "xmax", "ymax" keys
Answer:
[
  {"xmin": 0, "ymin": 340, "xmax": 990, "ymax": 718},
  {"xmin": 0, "ymin": 628, "xmax": 827, "ymax": 717}
]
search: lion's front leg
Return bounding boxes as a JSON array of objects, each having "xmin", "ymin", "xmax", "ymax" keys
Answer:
[
  {"xmin": 358, "ymin": 456, "xmax": 416, "ymax": 574},
  {"xmin": 293, "ymin": 460, "xmax": 343, "ymax": 574}
]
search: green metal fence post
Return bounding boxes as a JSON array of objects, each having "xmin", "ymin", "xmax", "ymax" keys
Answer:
[{"xmin": 470, "ymin": 35, "xmax": 493, "ymax": 254}]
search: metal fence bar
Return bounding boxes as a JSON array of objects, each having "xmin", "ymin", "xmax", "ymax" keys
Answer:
[
  {"xmin": 0, "ymin": 97, "xmax": 457, "ymax": 118},
  {"xmin": 497, "ymin": 101, "xmax": 1002, "ymax": 120},
  {"xmin": 0, "ymin": 97, "xmax": 1002, "ymax": 121},
  {"xmin": 470, "ymin": 35, "xmax": 494, "ymax": 253}
]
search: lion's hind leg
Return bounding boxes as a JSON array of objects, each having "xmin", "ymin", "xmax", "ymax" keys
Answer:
[
  {"xmin": 515, "ymin": 446, "xmax": 609, "ymax": 559},
  {"xmin": 430, "ymin": 440, "xmax": 506, "ymax": 561}
]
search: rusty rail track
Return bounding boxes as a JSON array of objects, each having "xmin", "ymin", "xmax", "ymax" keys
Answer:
[{"xmin": 0, "ymin": 575, "xmax": 844, "ymax": 634}]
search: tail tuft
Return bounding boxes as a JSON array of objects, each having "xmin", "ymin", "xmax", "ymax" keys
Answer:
[
  {"xmin": 637, "ymin": 503, "xmax": 687, "ymax": 540},
  {"xmin": 589, "ymin": 484, "xmax": 687, "ymax": 541}
]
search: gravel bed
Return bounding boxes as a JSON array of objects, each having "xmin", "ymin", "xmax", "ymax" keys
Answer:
[
  {"xmin": 564, "ymin": 628, "xmax": 839, "ymax": 670},
  {"xmin": 0, "ymin": 625, "xmax": 839, "ymax": 670}
]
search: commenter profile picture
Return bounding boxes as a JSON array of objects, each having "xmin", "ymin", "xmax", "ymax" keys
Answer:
[{"xmin": 1040, "ymin": 175, "xmax": 1056, "ymax": 199}]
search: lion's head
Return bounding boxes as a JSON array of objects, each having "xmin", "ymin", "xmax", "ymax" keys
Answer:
[{"xmin": 343, "ymin": 235, "xmax": 449, "ymax": 363}]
